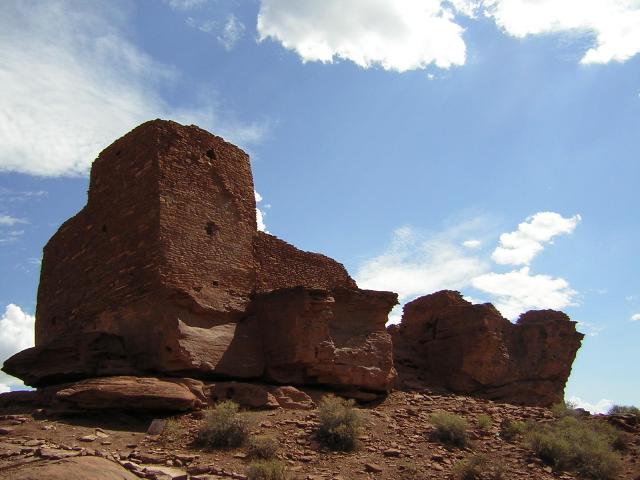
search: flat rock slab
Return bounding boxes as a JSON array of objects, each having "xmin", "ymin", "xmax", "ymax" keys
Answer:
[
  {"xmin": 49, "ymin": 376, "xmax": 206, "ymax": 412},
  {"xmin": 5, "ymin": 455, "xmax": 140, "ymax": 480}
]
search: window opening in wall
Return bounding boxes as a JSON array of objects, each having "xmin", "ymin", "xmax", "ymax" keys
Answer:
[
  {"xmin": 205, "ymin": 221, "xmax": 216, "ymax": 236},
  {"xmin": 205, "ymin": 148, "xmax": 217, "ymax": 159},
  {"xmin": 102, "ymin": 224, "xmax": 108, "ymax": 233}
]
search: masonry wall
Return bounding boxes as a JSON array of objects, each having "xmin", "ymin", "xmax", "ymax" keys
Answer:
[
  {"xmin": 35, "ymin": 122, "xmax": 166, "ymax": 344},
  {"xmin": 253, "ymin": 232, "xmax": 357, "ymax": 294},
  {"xmin": 157, "ymin": 123, "xmax": 257, "ymax": 321}
]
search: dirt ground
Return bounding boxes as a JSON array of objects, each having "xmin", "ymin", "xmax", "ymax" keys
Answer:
[{"xmin": 1, "ymin": 390, "xmax": 638, "ymax": 479}]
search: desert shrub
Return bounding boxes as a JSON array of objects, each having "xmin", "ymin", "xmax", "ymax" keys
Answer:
[
  {"xmin": 476, "ymin": 414, "xmax": 493, "ymax": 432},
  {"xmin": 500, "ymin": 420, "xmax": 527, "ymax": 441},
  {"xmin": 247, "ymin": 435, "xmax": 279, "ymax": 460},
  {"xmin": 429, "ymin": 411, "xmax": 468, "ymax": 448},
  {"xmin": 608, "ymin": 404, "xmax": 640, "ymax": 417},
  {"xmin": 316, "ymin": 395, "xmax": 362, "ymax": 451},
  {"xmin": 525, "ymin": 416, "xmax": 621, "ymax": 479},
  {"xmin": 196, "ymin": 400, "xmax": 249, "ymax": 448},
  {"xmin": 247, "ymin": 459, "xmax": 287, "ymax": 480},
  {"xmin": 551, "ymin": 400, "xmax": 578, "ymax": 418},
  {"xmin": 396, "ymin": 460, "xmax": 421, "ymax": 479},
  {"xmin": 452, "ymin": 454, "xmax": 489, "ymax": 480}
]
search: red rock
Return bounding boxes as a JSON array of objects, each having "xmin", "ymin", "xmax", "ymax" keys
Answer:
[
  {"xmin": 270, "ymin": 386, "xmax": 315, "ymax": 410},
  {"xmin": 391, "ymin": 290, "xmax": 584, "ymax": 406},
  {"xmin": 7, "ymin": 455, "xmax": 140, "ymax": 479},
  {"xmin": 208, "ymin": 382, "xmax": 279, "ymax": 409},
  {"xmin": 47, "ymin": 376, "xmax": 206, "ymax": 411},
  {"xmin": 254, "ymin": 287, "xmax": 397, "ymax": 393},
  {"xmin": 2, "ymin": 120, "xmax": 397, "ymax": 398}
]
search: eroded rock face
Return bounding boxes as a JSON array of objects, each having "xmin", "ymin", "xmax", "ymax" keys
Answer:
[
  {"xmin": 254, "ymin": 287, "xmax": 397, "ymax": 393},
  {"xmin": 391, "ymin": 290, "xmax": 584, "ymax": 406},
  {"xmin": 2, "ymin": 120, "xmax": 396, "ymax": 395}
]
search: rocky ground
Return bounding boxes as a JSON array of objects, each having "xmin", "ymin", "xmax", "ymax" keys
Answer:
[{"xmin": 1, "ymin": 390, "xmax": 638, "ymax": 480}]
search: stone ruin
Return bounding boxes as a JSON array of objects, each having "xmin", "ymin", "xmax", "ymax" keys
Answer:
[{"xmin": 1, "ymin": 120, "xmax": 583, "ymax": 409}]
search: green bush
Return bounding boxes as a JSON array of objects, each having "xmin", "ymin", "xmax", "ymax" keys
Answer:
[
  {"xmin": 316, "ymin": 395, "xmax": 362, "ymax": 451},
  {"xmin": 500, "ymin": 420, "xmax": 527, "ymax": 441},
  {"xmin": 476, "ymin": 414, "xmax": 493, "ymax": 432},
  {"xmin": 247, "ymin": 459, "xmax": 287, "ymax": 480},
  {"xmin": 247, "ymin": 435, "xmax": 279, "ymax": 460},
  {"xmin": 196, "ymin": 400, "xmax": 249, "ymax": 448},
  {"xmin": 525, "ymin": 416, "xmax": 621, "ymax": 479},
  {"xmin": 429, "ymin": 411, "xmax": 468, "ymax": 448},
  {"xmin": 452, "ymin": 454, "xmax": 489, "ymax": 480}
]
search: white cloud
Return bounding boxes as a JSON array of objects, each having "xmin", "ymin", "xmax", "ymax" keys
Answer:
[
  {"xmin": 479, "ymin": 0, "xmax": 640, "ymax": 64},
  {"xmin": 0, "ymin": 1, "xmax": 266, "ymax": 178},
  {"xmin": 463, "ymin": 239, "xmax": 482, "ymax": 249},
  {"xmin": 471, "ymin": 266, "xmax": 577, "ymax": 319},
  {"xmin": 492, "ymin": 212, "xmax": 581, "ymax": 266},
  {"xmin": 218, "ymin": 14, "xmax": 245, "ymax": 51},
  {"xmin": 575, "ymin": 320, "xmax": 604, "ymax": 337},
  {"xmin": 257, "ymin": 0, "xmax": 467, "ymax": 71},
  {"xmin": 165, "ymin": 0, "xmax": 208, "ymax": 10},
  {"xmin": 0, "ymin": 304, "xmax": 34, "ymax": 390},
  {"xmin": 255, "ymin": 190, "xmax": 268, "ymax": 233},
  {"xmin": 0, "ymin": 383, "xmax": 9, "ymax": 394},
  {"xmin": 631, "ymin": 313, "xmax": 640, "ymax": 321},
  {"xmin": 356, "ymin": 224, "xmax": 489, "ymax": 302},
  {"xmin": 0, "ymin": 215, "xmax": 27, "ymax": 226},
  {"xmin": 568, "ymin": 396, "xmax": 613, "ymax": 414}
]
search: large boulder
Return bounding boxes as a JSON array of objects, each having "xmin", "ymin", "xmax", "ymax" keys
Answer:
[
  {"xmin": 45, "ymin": 376, "xmax": 207, "ymax": 411},
  {"xmin": 391, "ymin": 290, "xmax": 584, "ymax": 406},
  {"xmin": 2, "ymin": 120, "xmax": 397, "ymax": 396},
  {"xmin": 254, "ymin": 287, "xmax": 397, "ymax": 393},
  {"xmin": 5, "ymin": 455, "xmax": 140, "ymax": 480}
]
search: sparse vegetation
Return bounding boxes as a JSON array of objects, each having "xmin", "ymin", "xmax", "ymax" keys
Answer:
[
  {"xmin": 525, "ymin": 416, "xmax": 621, "ymax": 479},
  {"xmin": 476, "ymin": 414, "xmax": 492, "ymax": 432},
  {"xmin": 196, "ymin": 400, "xmax": 249, "ymax": 448},
  {"xmin": 500, "ymin": 419, "xmax": 528, "ymax": 441},
  {"xmin": 316, "ymin": 395, "xmax": 362, "ymax": 451},
  {"xmin": 608, "ymin": 404, "xmax": 640, "ymax": 417},
  {"xmin": 247, "ymin": 435, "xmax": 279, "ymax": 459},
  {"xmin": 396, "ymin": 459, "xmax": 421, "ymax": 479},
  {"xmin": 247, "ymin": 459, "xmax": 287, "ymax": 480},
  {"xmin": 551, "ymin": 400, "xmax": 579, "ymax": 418},
  {"xmin": 429, "ymin": 411, "xmax": 468, "ymax": 448},
  {"xmin": 452, "ymin": 454, "xmax": 490, "ymax": 480}
]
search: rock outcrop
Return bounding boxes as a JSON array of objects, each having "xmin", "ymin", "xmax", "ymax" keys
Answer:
[
  {"xmin": 390, "ymin": 290, "xmax": 584, "ymax": 406},
  {"xmin": 2, "ymin": 120, "xmax": 397, "ymax": 396}
]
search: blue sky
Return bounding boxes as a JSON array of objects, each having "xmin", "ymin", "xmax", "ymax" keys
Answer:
[{"xmin": 0, "ymin": 0, "xmax": 638, "ymax": 412}]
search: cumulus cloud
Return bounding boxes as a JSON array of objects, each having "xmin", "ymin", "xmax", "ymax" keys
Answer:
[
  {"xmin": 257, "ymin": 0, "xmax": 640, "ymax": 71},
  {"xmin": 631, "ymin": 313, "xmax": 640, "ymax": 321},
  {"xmin": 479, "ymin": 0, "xmax": 640, "ymax": 64},
  {"xmin": 0, "ymin": 304, "xmax": 35, "ymax": 390},
  {"xmin": 492, "ymin": 212, "xmax": 581, "ymax": 266},
  {"xmin": 471, "ymin": 266, "xmax": 577, "ymax": 319},
  {"xmin": 257, "ymin": 0, "xmax": 467, "ymax": 71},
  {"xmin": 356, "ymin": 224, "xmax": 489, "ymax": 302},
  {"xmin": 568, "ymin": 396, "xmax": 613, "ymax": 415},
  {"xmin": 0, "ymin": 1, "xmax": 266, "ymax": 178},
  {"xmin": 0, "ymin": 384, "xmax": 9, "ymax": 394}
]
